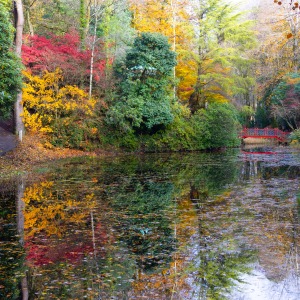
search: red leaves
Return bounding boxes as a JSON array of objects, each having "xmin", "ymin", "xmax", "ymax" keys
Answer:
[{"xmin": 22, "ymin": 32, "xmax": 106, "ymax": 86}]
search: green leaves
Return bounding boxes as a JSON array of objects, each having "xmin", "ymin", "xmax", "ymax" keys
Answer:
[
  {"xmin": 106, "ymin": 32, "xmax": 176, "ymax": 134},
  {"xmin": 0, "ymin": 7, "xmax": 23, "ymax": 119}
]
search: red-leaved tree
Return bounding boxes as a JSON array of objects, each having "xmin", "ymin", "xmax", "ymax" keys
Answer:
[{"xmin": 22, "ymin": 32, "xmax": 106, "ymax": 89}]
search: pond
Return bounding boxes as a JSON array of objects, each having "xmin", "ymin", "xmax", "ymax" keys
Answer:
[{"xmin": 1, "ymin": 146, "xmax": 300, "ymax": 299}]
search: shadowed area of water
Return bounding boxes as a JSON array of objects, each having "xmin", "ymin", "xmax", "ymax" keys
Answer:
[{"xmin": 1, "ymin": 147, "xmax": 300, "ymax": 299}]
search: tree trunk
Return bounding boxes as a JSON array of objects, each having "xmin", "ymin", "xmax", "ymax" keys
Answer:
[
  {"xmin": 14, "ymin": 0, "xmax": 25, "ymax": 141},
  {"xmin": 16, "ymin": 176, "xmax": 28, "ymax": 300},
  {"xmin": 170, "ymin": 0, "xmax": 177, "ymax": 102},
  {"xmin": 89, "ymin": 3, "xmax": 98, "ymax": 99},
  {"xmin": 80, "ymin": 0, "xmax": 91, "ymax": 49}
]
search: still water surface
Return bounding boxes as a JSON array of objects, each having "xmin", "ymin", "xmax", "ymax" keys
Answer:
[{"xmin": 1, "ymin": 146, "xmax": 300, "ymax": 299}]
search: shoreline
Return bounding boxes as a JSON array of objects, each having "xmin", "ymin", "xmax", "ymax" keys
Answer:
[
  {"xmin": 1, "ymin": 135, "xmax": 295, "ymax": 180},
  {"xmin": 0, "ymin": 135, "xmax": 116, "ymax": 180}
]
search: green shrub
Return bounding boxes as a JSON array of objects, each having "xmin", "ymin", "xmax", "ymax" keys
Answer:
[
  {"xmin": 0, "ymin": 6, "xmax": 22, "ymax": 119},
  {"xmin": 197, "ymin": 103, "xmax": 241, "ymax": 149},
  {"xmin": 140, "ymin": 103, "xmax": 241, "ymax": 152},
  {"xmin": 289, "ymin": 129, "xmax": 300, "ymax": 145}
]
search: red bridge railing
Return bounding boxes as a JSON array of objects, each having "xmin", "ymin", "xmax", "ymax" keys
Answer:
[{"xmin": 239, "ymin": 128, "xmax": 289, "ymax": 142}]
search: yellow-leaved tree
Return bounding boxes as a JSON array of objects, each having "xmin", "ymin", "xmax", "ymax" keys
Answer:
[{"xmin": 22, "ymin": 69, "xmax": 100, "ymax": 149}]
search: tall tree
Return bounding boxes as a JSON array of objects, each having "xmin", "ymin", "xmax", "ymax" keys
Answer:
[
  {"xmin": 14, "ymin": 0, "xmax": 25, "ymax": 140},
  {"xmin": 188, "ymin": 0, "xmax": 257, "ymax": 113},
  {"xmin": 79, "ymin": 0, "xmax": 91, "ymax": 47},
  {"xmin": 0, "ymin": 1, "xmax": 22, "ymax": 127},
  {"xmin": 106, "ymin": 32, "xmax": 176, "ymax": 133},
  {"xmin": 95, "ymin": 0, "xmax": 135, "ymax": 94},
  {"xmin": 276, "ymin": 0, "xmax": 300, "ymax": 72},
  {"xmin": 23, "ymin": 0, "xmax": 80, "ymax": 36}
]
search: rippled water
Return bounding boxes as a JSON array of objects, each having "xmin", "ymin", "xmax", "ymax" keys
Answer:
[{"xmin": 1, "ymin": 147, "xmax": 300, "ymax": 299}]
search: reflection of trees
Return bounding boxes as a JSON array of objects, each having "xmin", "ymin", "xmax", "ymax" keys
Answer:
[
  {"xmin": 10, "ymin": 149, "xmax": 300, "ymax": 299},
  {"xmin": 240, "ymin": 150, "xmax": 300, "ymax": 181},
  {"xmin": 23, "ymin": 181, "xmax": 97, "ymax": 238},
  {"xmin": 188, "ymin": 185, "xmax": 256, "ymax": 299},
  {"xmin": 21, "ymin": 179, "xmax": 113, "ymax": 298},
  {"xmin": 195, "ymin": 247, "xmax": 255, "ymax": 299},
  {"xmin": 110, "ymin": 180, "xmax": 176, "ymax": 271},
  {"xmin": 0, "ymin": 179, "xmax": 25, "ymax": 300},
  {"xmin": 2, "ymin": 150, "xmax": 248, "ymax": 298}
]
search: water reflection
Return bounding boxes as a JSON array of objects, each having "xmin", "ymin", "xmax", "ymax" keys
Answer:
[
  {"xmin": 0, "ymin": 179, "xmax": 26, "ymax": 299},
  {"xmin": 1, "ymin": 148, "xmax": 300, "ymax": 299}
]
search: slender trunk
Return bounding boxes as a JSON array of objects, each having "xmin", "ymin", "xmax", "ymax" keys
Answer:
[
  {"xmin": 89, "ymin": 2, "xmax": 98, "ymax": 99},
  {"xmin": 16, "ymin": 176, "xmax": 28, "ymax": 300},
  {"xmin": 14, "ymin": 0, "xmax": 25, "ymax": 141},
  {"xmin": 170, "ymin": 0, "xmax": 177, "ymax": 102},
  {"xmin": 26, "ymin": 9, "xmax": 34, "ymax": 36},
  {"xmin": 80, "ymin": 0, "xmax": 91, "ymax": 49}
]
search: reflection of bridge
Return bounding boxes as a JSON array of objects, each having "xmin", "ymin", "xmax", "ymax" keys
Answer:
[{"xmin": 239, "ymin": 128, "xmax": 289, "ymax": 143}]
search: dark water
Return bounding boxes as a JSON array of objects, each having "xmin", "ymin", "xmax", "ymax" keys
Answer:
[{"xmin": 1, "ymin": 147, "xmax": 300, "ymax": 299}]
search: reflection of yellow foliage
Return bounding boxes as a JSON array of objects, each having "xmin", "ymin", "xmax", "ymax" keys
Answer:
[
  {"xmin": 131, "ymin": 195, "xmax": 198, "ymax": 298},
  {"xmin": 23, "ymin": 181, "xmax": 97, "ymax": 237},
  {"xmin": 22, "ymin": 69, "xmax": 96, "ymax": 134}
]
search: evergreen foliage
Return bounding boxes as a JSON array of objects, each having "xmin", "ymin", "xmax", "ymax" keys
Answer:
[
  {"xmin": 0, "ymin": 5, "xmax": 22, "ymax": 119},
  {"xmin": 106, "ymin": 32, "xmax": 176, "ymax": 133}
]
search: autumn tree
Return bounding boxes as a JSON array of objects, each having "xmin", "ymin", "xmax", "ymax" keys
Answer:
[
  {"xmin": 188, "ymin": 0, "xmax": 257, "ymax": 113},
  {"xmin": 95, "ymin": 0, "xmax": 135, "ymax": 92},
  {"xmin": 23, "ymin": 0, "xmax": 80, "ymax": 36},
  {"xmin": 267, "ymin": 73, "xmax": 300, "ymax": 130},
  {"xmin": 22, "ymin": 69, "xmax": 99, "ymax": 149},
  {"xmin": 255, "ymin": 1, "xmax": 300, "ymax": 128}
]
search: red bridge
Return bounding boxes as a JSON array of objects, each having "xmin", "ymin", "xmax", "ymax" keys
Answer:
[{"xmin": 239, "ymin": 128, "xmax": 289, "ymax": 143}]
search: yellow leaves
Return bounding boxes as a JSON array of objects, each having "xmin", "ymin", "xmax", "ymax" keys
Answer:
[
  {"xmin": 286, "ymin": 77, "xmax": 300, "ymax": 85},
  {"xmin": 23, "ymin": 180, "xmax": 97, "ymax": 237},
  {"xmin": 176, "ymin": 58, "xmax": 198, "ymax": 101},
  {"xmin": 90, "ymin": 127, "xmax": 98, "ymax": 135},
  {"xmin": 22, "ymin": 68, "xmax": 96, "ymax": 135}
]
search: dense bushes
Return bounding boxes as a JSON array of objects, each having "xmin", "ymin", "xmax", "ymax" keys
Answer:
[
  {"xmin": 289, "ymin": 129, "xmax": 300, "ymax": 145},
  {"xmin": 101, "ymin": 103, "xmax": 241, "ymax": 152},
  {"xmin": 140, "ymin": 103, "xmax": 241, "ymax": 152},
  {"xmin": 255, "ymin": 73, "xmax": 300, "ymax": 130},
  {"xmin": 22, "ymin": 69, "xmax": 100, "ymax": 149},
  {"xmin": 22, "ymin": 33, "xmax": 106, "ymax": 88}
]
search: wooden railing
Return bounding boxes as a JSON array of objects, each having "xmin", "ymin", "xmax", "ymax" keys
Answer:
[{"xmin": 239, "ymin": 128, "xmax": 289, "ymax": 142}]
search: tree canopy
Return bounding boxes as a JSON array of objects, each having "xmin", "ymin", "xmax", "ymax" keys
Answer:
[{"xmin": 106, "ymin": 32, "xmax": 176, "ymax": 133}]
